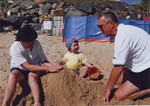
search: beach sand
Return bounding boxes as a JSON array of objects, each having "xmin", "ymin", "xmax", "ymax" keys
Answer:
[{"xmin": 0, "ymin": 32, "xmax": 149, "ymax": 106}]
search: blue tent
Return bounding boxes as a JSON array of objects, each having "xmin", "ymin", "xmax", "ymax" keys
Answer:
[
  {"xmin": 120, "ymin": 0, "xmax": 141, "ymax": 4},
  {"xmin": 63, "ymin": 16, "xmax": 113, "ymax": 42},
  {"xmin": 119, "ymin": 18, "xmax": 150, "ymax": 32},
  {"xmin": 63, "ymin": 16, "xmax": 150, "ymax": 42}
]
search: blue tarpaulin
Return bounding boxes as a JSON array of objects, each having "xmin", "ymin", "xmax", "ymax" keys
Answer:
[
  {"xmin": 119, "ymin": 18, "xmax": 150, "ymax": 32},
  {"xmin": 120, "ymin": 0, "xmax": 141, "ymax": 4},
  {"xmin": 63, "ymin": 16, "xmax": 113, "ymax": 42},
  {"xmin": 63, "ymin": 16, "xmax": 150, "ymax": 42}
]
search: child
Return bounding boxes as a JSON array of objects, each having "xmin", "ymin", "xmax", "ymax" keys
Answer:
[
  {"xmin": 60, "ymin": 39, "xmax": 93, "ymax": 78},
  {"xmin": 2, "ymin": 25, "xmax": 63, "ymax": 106}
]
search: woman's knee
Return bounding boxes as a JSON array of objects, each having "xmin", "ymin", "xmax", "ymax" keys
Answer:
[
  {"xmin": 28, "ymin": 75, "xmax": 39, "ymax": 83},
  {"xmin": 9, "ymin": 71, "xmax": 25, "ymax": 82},
  {"xmin": 8, "ymin": 73, "xmax": 18, "ymax": 82}
]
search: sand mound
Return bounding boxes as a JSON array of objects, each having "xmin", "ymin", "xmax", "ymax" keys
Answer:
[{"xmin": 42, "ymin": 69, "xmax": 103, "ymax": 106}]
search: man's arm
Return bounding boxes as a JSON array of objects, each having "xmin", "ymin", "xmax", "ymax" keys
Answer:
[{"xmin": 101, "ymin": 65, "xmax": 124, "ymax": 102}]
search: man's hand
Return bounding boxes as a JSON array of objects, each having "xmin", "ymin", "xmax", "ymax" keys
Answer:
[{"xmin": 101, "ymin": 90, "xmax": 111, "ymax": 102}]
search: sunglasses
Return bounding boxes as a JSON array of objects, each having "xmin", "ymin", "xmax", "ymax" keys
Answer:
[
  {"xmin": 97, "ymin": 21, "xmax": 111, "ymax": 30},
  {"xmin": 97, "ymin": 25, "xmax": 104, "ymax": 30}
]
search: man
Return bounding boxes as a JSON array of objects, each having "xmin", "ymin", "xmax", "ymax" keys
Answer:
[
  {"xmin": 2, "ymin": 25, "xmax": 63, "ymax": 106},
  {"xmin": 98, "ymin": 11, "xmax": 150, "ymax": 102}
]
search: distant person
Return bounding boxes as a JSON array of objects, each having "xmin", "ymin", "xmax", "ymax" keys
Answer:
[
  {"xmin": 2, "ymin": 25, "xmax": 63, "ymax": 106},
  {"xmin": 104, "ymin": 6, "xmax": 112, "ymax": 12},
  {"xmin": 60, "ymin": 39, "xmax": 94, "ymax": 78},
  {"xmin": 0, "ymin": 19, "xmax": 13, "ymax": 32},
  {"xmin": 98, "ymin": 11, "xmax": 150, "ymax": 102}
]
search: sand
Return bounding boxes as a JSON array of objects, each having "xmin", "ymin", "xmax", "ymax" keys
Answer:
[{"xmin": 0, "ymin": 32, "xmax": 149, "ymax": 106}]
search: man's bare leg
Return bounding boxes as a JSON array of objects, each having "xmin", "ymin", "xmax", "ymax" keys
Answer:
[
  {"xmin": 114, "ymin": 80, "xmax": 140, "ymax": 101},
  {"xmin": 128, "ymin": 89, "xmax": 150, "ymax": 100}
]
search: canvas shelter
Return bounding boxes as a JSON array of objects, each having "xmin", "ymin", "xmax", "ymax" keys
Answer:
[
  {"xmin": 63, "ymin": 16, "xmax": 150, "ymax": 42},
  {"xmin": 63, "ymin": 16, "xmax": 114, "ymax": 42}
]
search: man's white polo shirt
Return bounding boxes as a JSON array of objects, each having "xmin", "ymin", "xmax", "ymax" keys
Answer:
[{"xmin": 113, "ymin": 24, "xmax": 150, "ymax": 73}]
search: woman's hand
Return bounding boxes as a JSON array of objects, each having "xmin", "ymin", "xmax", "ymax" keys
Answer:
[{"xmin": 47, "ymin": 65, "xmax": 63, "ymax": 72}]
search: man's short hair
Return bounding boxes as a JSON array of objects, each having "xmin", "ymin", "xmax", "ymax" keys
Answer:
[
  {"xmin": 15, "ymin": 25, "xmax": 37, "ymax": 42},
  {"xmin": 100, "ymin": 11, "xmax": 119, "ymax": 23}
]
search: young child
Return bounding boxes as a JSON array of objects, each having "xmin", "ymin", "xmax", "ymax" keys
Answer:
[
  {"xmin": 60, "ymin": 39, "xmax": 93, "ymax": 78},
  {"xmin": 2, "ymin": 25, "xmax": 63, "ymax": 106}
]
